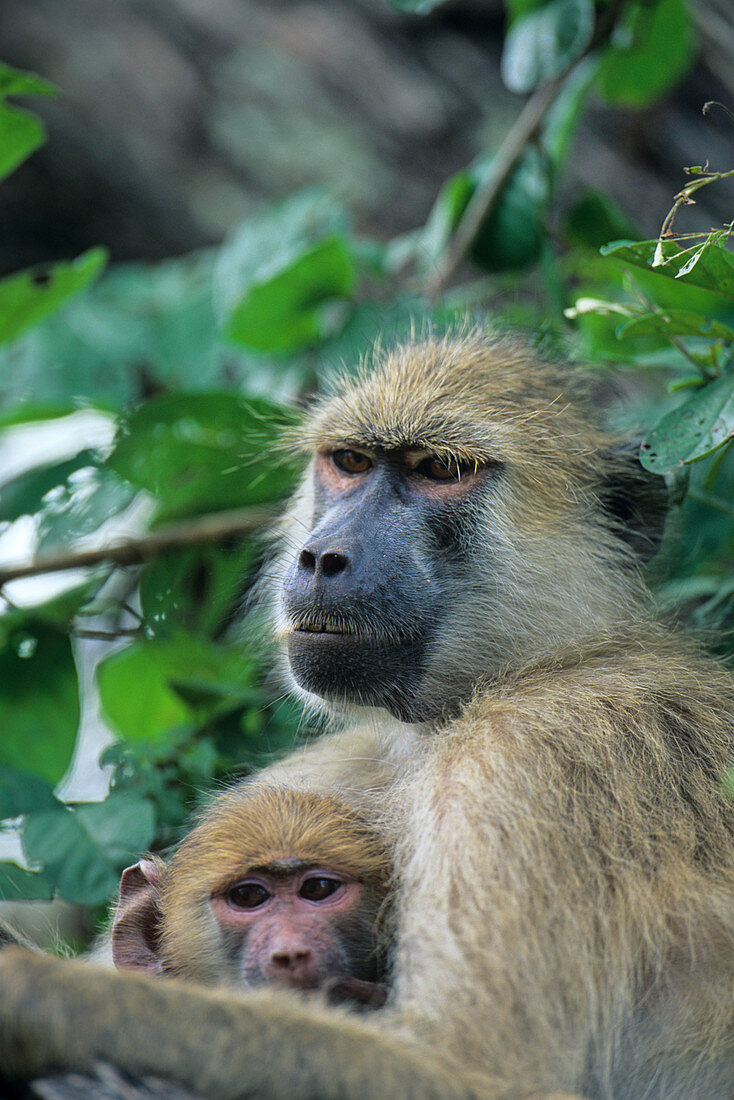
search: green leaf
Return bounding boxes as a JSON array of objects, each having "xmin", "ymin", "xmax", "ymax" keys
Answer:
[
  {"xmin": 0, "ymin": 63, "xmax": 57, "ymax": 181},
  {"xmin": 541, "ymin": 57, "xmax": 599, "ymax": 170},
  {"xmin": 139, "ymin": 542, "xmax": 258, "ymax": 638},
  {"xmin": 0, "ymin": 104, "xmax": 46, "ymax": 182},
  {"xmin": 22, "ymin": 794, "xmax": 156, "ymax": 906},
  {"xmin": 0, "ymin": 622, "xmax": 79, "ymax": 785},
  {"xmin": 0, "ymin": 248, "xmax": 108, "ymax": 346},
  {"xmin": 602, "ymin": 239, "xmax": 734, "ymax": 299},
  {"xmin": 598, "ymin": 0, "xmax": 695, "ymax": 108},
  {"xmin": 217, "ymin": 191, "xmax": 356, "ymax": 355},
  {"xmin": 0, "ymin": 766, "xmax": 58, "ymax": 819},
  {"xmin": 470, "ymin": 149, "xmax": 550, "ymax": 272},
  {"xmin": 0, "ymin": 403, "xmax": 77, "ymax": 430},
  {"xmin": 108, "ymin": 392, "xmax": 299, "ymax": 522},
  {"xmin": 501, "ymin": 0, "xmax": 594, "ymax": 93},
  {"xmin": 564, "ymin": 191, "xmax": 638, "ymax": 251},
  {"xmin": 640, "ymin": 372, "xmax": 734, "ymax": 472},
  {"xmin": 0, "ymin": 862, "xmax": 54, "ymax": 902},
  {"xmin": 421, "ymin": 149, "xmax": 549, "ymax": 274},
  {"xmin": 617, "ymin": 310, "xmax": 734, "ymax": 343},
  {"xmin": 0, "ymin": 63, "xmax": 57, "ymax": 99},
  {"xmin": 0, "ymin": 449, "xmax": 99, "ymax": 523},
  {"xmin": 36, "ymin": 466, "xmax": 134, "ymax": 556},
  {"xmin": 505, "ymin": 0, "xmax": 550, "ymax": 18},
  {"xmin": 97, "ymin": 635, "xmax": 257, "ymax": 746}
]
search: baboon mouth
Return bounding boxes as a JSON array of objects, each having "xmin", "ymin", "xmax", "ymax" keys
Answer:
[
  {"xmin": 290, "ymin": 619, "xmax": 411, "ymax": 646},
  {"xmin": 292, "ymin": 620, "xmax": 353, "ymax": 636}
]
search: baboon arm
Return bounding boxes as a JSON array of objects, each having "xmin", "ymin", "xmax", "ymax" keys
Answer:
[
  {"xmin": 0, "ymin": 949, "xmax": 471, "ymax": 1100},
  {"xmin": 0, "ymin": 950, "xmax": 584, "ymax": 1100}
]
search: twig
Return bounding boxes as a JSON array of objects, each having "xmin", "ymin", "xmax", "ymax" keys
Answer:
[
  {"xmin": 0, "ymin": 505, "xmax": 278, "ymax": 587},
  {"xmin": 425, "ymin": 77, "xmax": 563, "ymax": 299},
  {"xmin": 424, "ymin": 0, "xmax": 627, "ymax": 298}
]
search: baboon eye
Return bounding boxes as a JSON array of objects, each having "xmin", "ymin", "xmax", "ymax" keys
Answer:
[
  {"xmin": 299, "ymin": 876, "xmax": 341, "ymax": 902},
  {"xmin": 415, "ymin": 455, "xmax": 471, "ymax": 481},
  {"xmin": 227, "ymin": 882, "xmax": 270, "ymax": 909},
  {"xmin": 331, "ymin": 449, "xmax": 372, "ymax": 475}
]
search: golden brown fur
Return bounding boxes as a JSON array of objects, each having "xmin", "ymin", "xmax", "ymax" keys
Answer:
[
  {"xmin": 159, "ymin": 786, "xmax": 391, "ymax": 985},
  {"xmin": 0, "ymin": 332, "xmax": 733, "ymax": 1100}
]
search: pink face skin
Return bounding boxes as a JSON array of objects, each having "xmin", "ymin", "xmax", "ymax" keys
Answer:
[
  {"xmin": 112, "ymin": 857, "xmax": 387, "ymax": 1006},
  {"xmin": 210, "ymin": 863, "xmax": 369, "ymax": 991}
]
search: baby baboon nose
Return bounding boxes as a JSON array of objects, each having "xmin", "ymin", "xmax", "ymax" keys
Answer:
[{"xmin": 270, "ymin": 948, "xmax": 312, "ymax": 971}]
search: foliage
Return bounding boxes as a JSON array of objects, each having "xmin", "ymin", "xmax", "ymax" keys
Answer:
[{"xmin": 0, "ymin": 0, "xmax": 729, "ymax": 911}]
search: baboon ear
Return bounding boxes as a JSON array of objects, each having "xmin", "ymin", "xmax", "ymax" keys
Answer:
[
  {"xmin": 111, "ymin": 858, "xmax": 165, "ymax": 973},
  {"xmin": 601, "ymin": 442, "xmax": 669, "ymax": 563}
]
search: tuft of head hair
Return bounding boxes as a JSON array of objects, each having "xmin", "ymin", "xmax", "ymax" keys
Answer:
[{"xmin": 164, "ymin": 786, "xmax": 391, "ymax": 908}]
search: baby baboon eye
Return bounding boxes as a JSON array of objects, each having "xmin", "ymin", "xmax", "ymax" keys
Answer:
[
  {"xmin": 299, "ymin": 876, "xmax": 341, "ymax": 902},
  {"xmin": 414, "ymin": 455, "xmax": 471, "ymax": 481},
  {"xmin": 331, "ymin": 450, "xmax": 372, "ymax": 475},
  {"xmin": 227, "ymin": 882, "xmax": 270, "ymax": 909}
]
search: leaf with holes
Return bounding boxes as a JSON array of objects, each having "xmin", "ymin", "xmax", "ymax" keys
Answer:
[
  {"xmin": 0, "ymin": 248, "xmax": 107, "ymax": 345},
  {"xmin": 640, "ymin": 372, "xmax": 734, "ymax": 473}
]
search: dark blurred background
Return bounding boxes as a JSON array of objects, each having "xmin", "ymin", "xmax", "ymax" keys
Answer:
[{"xmin": 0, "ymin": 0, "xmax": 732, "ymax": 276}]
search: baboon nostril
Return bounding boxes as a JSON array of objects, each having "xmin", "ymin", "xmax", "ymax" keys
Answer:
[
  {"xmin": 298, "ymin": 549, "xmax": 317, "ymax": 573},
  {"xmin": 321, "ymin": 552, "xmax": 348, "ymax": 577}
]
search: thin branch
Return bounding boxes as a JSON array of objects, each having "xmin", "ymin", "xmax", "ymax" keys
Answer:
[
  {"xmin": 424, "ymin": 0, "xmax": 627, "ymax": 299},
  {"xmin": 0, "ymin": 505, "xmax": 278, "ymax": 587},
  {"xmin": 425, "ymin": 77, "xmax": 563, "ymax": 299}
]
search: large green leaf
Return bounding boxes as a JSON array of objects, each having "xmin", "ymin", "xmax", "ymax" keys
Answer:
[
  {"xmin": 501, "ymin": 0, "xmax": 594, "ymax": 93},
  {"xmin": 139, "ymin": 542, "xmax": 258, "ymax": 638},
  {"xmin": 470, "ymin": 150, "xmax": 550, "ymax": 272},
  {"xmin": 598, "ymin": 0, "xmax": 695, "ymax": 108},
  {"xmin": 640, "ymin": 371, "xmax": 734, "ymax": 473},
  {"xmin": 0, "ymin": 862, "xmax": 54, "ymax": 901},
  {"xmin": 108, "ymin": 391, "xmax": 299, "ymax": 522},
  {"xmin": 217, "ymin": 191, "xmax": 356, "ymax": 354},
  {"xmin": 0, "ymin": 249, "xmax": 108, "ymax": 346},
  {"xmin": 0, "ymin": 622, "xmax": 79, "ymax": 785},
  {"xmin": 22, "ymin": 794, "xmax": 156, "ymax": 906},
  {"xmin": 97, "ymin": 634, "xmax": 257, "ymax": 745},
  {"xmin": 0, "ymin": 765, "xmax": 58, "ymax": 818}
]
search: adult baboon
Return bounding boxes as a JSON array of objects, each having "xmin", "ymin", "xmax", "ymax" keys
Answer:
[{"xmin": 0, "ymin": 331, "xmax": 733, "ymax": 1100}]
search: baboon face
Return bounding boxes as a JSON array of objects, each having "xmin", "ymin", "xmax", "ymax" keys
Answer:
[
  {"xmin": 281, "ymin": 443, "xmax": 495, "ymax": 723},
  {"xmin": 278, "ymin": 335, "xmax": 666, "ymax": 724}
]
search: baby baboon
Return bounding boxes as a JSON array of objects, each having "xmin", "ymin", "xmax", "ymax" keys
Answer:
[
  {"xmin": 112, "ymin": 785, "xmax": 389, "ymax": 1007},
  {"xmin": 0, "ymin": 332, "xmax": 733, "ymax": 1100}
]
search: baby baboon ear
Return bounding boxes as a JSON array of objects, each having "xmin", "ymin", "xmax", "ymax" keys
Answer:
[
  {"xmin": 601, "ymin": 442, "xmax": 668, "ymax": 563},
  {"xmin": 111, "ymin": 858, "xmax": 166, "ymax": 973}
]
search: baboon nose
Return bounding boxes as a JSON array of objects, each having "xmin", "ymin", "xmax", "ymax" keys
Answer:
[
  {"xmin": 270, "ymin": 948, "xmax": 312, "ymax": 971},
  {"xmin": 297, "ymin": 548, "xmax": 350, "ymax": 578}
]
